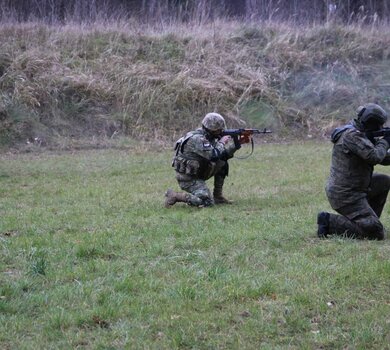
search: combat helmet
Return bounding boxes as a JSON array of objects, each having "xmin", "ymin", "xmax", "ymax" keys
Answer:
[
  {"xmin": 356, "ymin": 103, "xmax": 388, "ymax": 129},
  {"xmin": 202, "ymin": 113, "xmax": 226, "ymax": 131}
]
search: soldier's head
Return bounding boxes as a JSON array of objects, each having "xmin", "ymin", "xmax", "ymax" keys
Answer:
[
  {"xmin": 356, "ymin": 103, "xmax": 388, "ymax": 131},
  {"xmin": 202, "ymin": 113, "xmax": 226, "ymax": 137}
]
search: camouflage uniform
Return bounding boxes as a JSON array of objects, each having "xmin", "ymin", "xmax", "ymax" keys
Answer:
[
  {"xmin": 324, "ymin": 121, "xmax": 390, "ymax": 239},
  {"xmin": 171, "ymin": 128, "xmax": 237, "ymax": 207}
]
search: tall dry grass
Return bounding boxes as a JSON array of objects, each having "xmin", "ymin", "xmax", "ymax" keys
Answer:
[{"xmin": 1, "ymin": 20, "xmax": 390, "ymax": 149}]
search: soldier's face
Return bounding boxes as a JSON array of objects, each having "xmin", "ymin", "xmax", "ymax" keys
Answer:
[
  {"xmin": 209, "ymin": 129, "xmax": 223, "ymax": 137},
  {"xmin": 364, "ymin": 121, "xmax": 383, "ymax": 132}
]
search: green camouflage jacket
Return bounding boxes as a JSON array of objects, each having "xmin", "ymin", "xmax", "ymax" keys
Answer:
[
  {"xmin": 172, "ymin": 128, "xmax": 236, "ymax": 180},
  {"xmin": 326, "ymin": 122, "xmax": 390, "ymax": 207}
]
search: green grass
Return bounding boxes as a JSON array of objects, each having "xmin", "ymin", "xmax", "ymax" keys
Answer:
[{"xmin": 1, "ymin": 142, "xmax": 390, "ymax": 349}]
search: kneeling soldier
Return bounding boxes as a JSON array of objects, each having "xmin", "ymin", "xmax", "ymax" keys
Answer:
[
  {"xmin": 318, "ymin": 103, "xmax": 390, "ymax": 240},
  {"xmin": 165, "ymin": 112, "xmax": 248, "ymax": 208}
]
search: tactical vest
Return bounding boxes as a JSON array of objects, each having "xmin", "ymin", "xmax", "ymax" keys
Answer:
[{"xmin": 172, "ymin": 130, "xmax": 213, "ymax": 179}]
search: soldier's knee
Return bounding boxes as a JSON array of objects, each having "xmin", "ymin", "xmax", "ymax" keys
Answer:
[
  {"xmin": 188, "ymin": 196, "xmax": 213, "ymax": 207},
  {"xmin": 197, "ymin": 193, "xmax": 214, "ymax": 207},
  {"xmin": 187, "ymin": 196, "xmax": 203, "ymax": 206},
  {"xmin": 191, "ymin": 189, "xmax": 213, "ymax": 207},
  {"xmin": 384, "ymin": 175, "xmax": 390, "ymax": 188},
  {"xmin": 380, "ymin": 174, "xmax": 390, "ymax": 188},
  {"xmin": 373, "ymin": 173, "xmax": 390, "ymax": 191}
]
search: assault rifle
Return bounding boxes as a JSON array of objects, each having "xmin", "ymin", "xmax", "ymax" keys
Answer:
[
  {"xmin": 221, "ymin": 128, "xmax": 272, "ymax": 157},
  {"xmin": 366, "ymin": 127, "xmax": 390, "ymax": 139}
]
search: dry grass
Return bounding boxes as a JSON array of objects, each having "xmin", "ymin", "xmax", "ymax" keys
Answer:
[{"xmin": 1, "ymin": 20, "xmax": 390, "ymax": 149}]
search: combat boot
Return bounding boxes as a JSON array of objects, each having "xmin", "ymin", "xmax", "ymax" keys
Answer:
[
  {"xmin": 164, "ymin": 189, "xmax": 189, "ymax": 208},
  {"xmin": 213, "ymin": 189, "xmax": 233, "ymax": 205},
  {"xmin": 317, "ymin": 211, "xmax": 330, "ymax": 238}
]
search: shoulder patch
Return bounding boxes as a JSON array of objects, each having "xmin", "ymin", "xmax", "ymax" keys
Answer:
[{"xmin": 198, "ymin": 135, "xmax": 212, "ymax": 148}]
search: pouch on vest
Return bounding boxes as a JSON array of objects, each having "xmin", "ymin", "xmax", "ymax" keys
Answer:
[
  {"xmin": 173, "ymin": 156, "xmax": 186, "ymax": 173},
  {"xmin": 185, "ymin": 160, "xmax": 200, "ymax": 175}
]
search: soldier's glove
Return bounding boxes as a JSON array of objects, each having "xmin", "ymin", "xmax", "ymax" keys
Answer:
[
  {"xmin": 383, "ymin": 136, "xmax": 390, "ymax": 146},
  {"xmin": 365, "ymin": 131, "xmax": 376, "ymax": 145},
  {"xmin": 220, "ymin": 136, "xmax": 231, "ymax": 145}
]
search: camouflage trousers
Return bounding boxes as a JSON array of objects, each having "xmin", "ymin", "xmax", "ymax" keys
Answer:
[
  {"xmin": 327, "ymin": 173, "xmax": 390, "ymax": 240},
  {"xmin": 175, "ymin": 161, "xmax": 228, "ymax": 207}
]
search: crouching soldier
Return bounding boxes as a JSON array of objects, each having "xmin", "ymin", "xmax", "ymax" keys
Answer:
[
  {"xmin": 165, "ymin": 113, "xmax": 248, "ymax": 208},
  {"xmin": 318, "ymin": 103, "xmax": 390, "ymax": 240}
]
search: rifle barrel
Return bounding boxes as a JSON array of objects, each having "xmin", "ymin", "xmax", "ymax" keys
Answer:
[{"xmin": 222, "ymin": 128, "xmax": 272, "ymax": 135}]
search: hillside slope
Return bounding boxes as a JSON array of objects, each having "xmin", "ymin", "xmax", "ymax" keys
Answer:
[{"xmin": 1, "ymin": 21, "xmax": 390, "ymax": 150}]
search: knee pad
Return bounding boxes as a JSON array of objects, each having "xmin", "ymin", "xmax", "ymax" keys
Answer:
[{"xmin": 193, "ymin": 189, "xmax": 213, "ymax": 207}]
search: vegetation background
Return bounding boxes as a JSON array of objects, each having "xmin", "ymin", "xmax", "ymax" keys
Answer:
[
  {"xmin": 1, "ymin": 1, "xmax": 390, "ymax": 348},
  {"xmin": 1, "ymin": 144, "xmax": 390, "ymax": 349},
  {"xmin": 1, "ymin": 0, "xmax": 390, "ymax": 150}
]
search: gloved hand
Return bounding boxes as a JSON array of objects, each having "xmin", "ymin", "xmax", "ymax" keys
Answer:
[
  {"xmin": 367, "ymin": 136, "xmax": 376, "ymax": 145},
  {"xmin": 220, "ymin": 135, "xmax": 231, "ymax": 145},
  {"xmin": 239, "ymin": 135, "xmax": 251, "ymax": 144},
  {"xmin": 383, "ymin": 136, "xmax": 390, "ymax": 146}
]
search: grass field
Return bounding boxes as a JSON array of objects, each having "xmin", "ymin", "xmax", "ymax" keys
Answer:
[{"xmin": 1, "ymin": 141, "xmax": 390, "ymax": 349}]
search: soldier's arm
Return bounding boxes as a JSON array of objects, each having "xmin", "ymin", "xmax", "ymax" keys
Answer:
[
  {"xmin": 343, "ymin": 130, "xmax": 389, "ymax": 165},
  {"xmin": 380, "ymin": 154, "xmax": 390, "ymax": 165},
  {"xmin": 187, "ymin": 135, "xmax": 233, "ymax": 161},
  {"xmin": 379, "ymin": 140, "xmax": 390, "ymax": 165}
]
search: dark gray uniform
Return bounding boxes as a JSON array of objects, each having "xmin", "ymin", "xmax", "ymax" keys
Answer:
[
  {"xmin": 325, "ymin": 122, "xmax": 390, "ymax": 239},
  {"xmin": 172, "ymin": 128, "xmax": 237, "ymax": 206}
]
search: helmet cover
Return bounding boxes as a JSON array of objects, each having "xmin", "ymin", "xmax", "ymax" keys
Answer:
[
  {"xmin": 202, "ymin": 113, "xmax": 226, "ymax": 131},
  {"xmin": 356, "ymin": 103, "xmax": 388, "ymax": 127}
]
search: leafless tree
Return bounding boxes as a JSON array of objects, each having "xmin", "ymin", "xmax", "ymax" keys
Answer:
[{"xmin": 0, "ymin": 0, "xmax": 389, "ymax": 23}]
